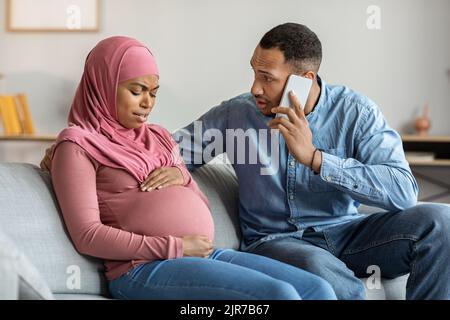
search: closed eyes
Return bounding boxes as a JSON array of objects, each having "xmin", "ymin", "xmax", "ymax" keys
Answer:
[{"xmin": 130, "ymin": 89, "xmax": 157, "ymax": 98}]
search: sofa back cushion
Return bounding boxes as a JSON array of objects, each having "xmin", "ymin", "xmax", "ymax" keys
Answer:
[
  {"xmin": 191, "ymin": 163, "xmax": 241, "ymax": 249},
  {"xmin": 0, "ymin": 163, "xmax": 108, "ymax": 296}
]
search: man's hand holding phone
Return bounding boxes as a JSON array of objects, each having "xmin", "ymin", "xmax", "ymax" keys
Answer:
[
  {"xmin": 275, "ymin": 74, "xmax": 312, "ymax": 118},
  {"xmin": 268, "ymin": 82, "xmax": 322, "ymax": 173}
]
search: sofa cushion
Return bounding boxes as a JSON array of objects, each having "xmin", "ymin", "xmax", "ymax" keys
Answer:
[
  {"xmin": 53, "ymin": 293, "xmax": 111, "ymax": 300},
  {"xmin": 191, "ymin": 163, "xmax": 241, "ymax": 250},
  {"xmin": 0, "ymin": 230, "xmax": 54, "ymax": 299},
  {"xmin": 363, "ymin": 274, "xmax": 408, "ymax": 300},
  {"xmin": 0, "ymin": 163, "xmax": 108, "ymax": 296},
  {"xmin": 0, "ymin": 242, "xmax": 19, "ymax": 300}
]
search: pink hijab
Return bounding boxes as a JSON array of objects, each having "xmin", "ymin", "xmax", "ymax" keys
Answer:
[{"xmin": 54, "ymin": 36, "xmax": 179, "ymax": 182}]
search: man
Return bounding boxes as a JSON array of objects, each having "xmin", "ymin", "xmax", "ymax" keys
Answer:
[{"xmin": 42, "ymin": 23, "xmax": 450, "ymax": 299}]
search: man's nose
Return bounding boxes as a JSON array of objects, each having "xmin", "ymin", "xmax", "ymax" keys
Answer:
[{"xmin": 251, "ymin": 81, "xmax": 263, "ymax": 96}]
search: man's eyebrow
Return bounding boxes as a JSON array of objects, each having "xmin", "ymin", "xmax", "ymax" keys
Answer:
[
  {"xmin": 258, "ymin": 70, "xmax": 274, "ymax": 76},
  {"xmin": 250, "ymin": 60, "xmax": 275, "ymax": 77}
]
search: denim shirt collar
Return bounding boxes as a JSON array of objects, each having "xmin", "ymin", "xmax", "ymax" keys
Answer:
[{"xmin": 306, "ymin": 75, "xmax": 327, "ymax": 122}]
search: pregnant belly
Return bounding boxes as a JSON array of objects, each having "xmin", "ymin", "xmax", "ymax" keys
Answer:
[{"xmin": 110, "ymin": 186, "xmax": 214, "ymax": 241}]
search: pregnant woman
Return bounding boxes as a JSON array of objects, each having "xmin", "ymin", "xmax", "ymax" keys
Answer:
[{"xmin": 50, "ymin": 36, "xmax": 336, "ymax": 300}]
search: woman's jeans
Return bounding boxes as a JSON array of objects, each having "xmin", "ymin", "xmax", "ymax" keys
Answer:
[{"xmin": 109, "ymin": 248, "xmax": 337, "ymax": 300}]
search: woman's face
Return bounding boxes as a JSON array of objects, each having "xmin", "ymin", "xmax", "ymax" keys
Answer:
[{"xmin": 116, "ymin": 74, "xmax": 159, "ymax": 129}]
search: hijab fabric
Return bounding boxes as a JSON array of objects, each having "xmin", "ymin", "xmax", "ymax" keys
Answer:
[{"xmin": 53, "ymin": 36, "xmax": 178, "ymax": 182}]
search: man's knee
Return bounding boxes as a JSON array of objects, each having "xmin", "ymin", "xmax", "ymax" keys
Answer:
[
  {"xmin": 286, "ymin": 251, "xmax": 365, "ymax": 300},
  {"xmin": 408, "ymin": 203, "xmax": 450, "ymax": 245},
  {"xmin": 250, "ymin": 239, "xmax": 365, "ymax": 299},
  {"xmin": 411, "ymin": 203, "xmax": 450, "ymax": 231}
]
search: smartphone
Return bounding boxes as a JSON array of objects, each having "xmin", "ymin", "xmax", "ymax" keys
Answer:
[{"xmin": 276, "ymin": 74, "xmax": 312, "ymax": 118}]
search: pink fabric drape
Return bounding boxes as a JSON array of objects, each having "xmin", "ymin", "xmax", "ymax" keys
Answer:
[{"xmin": 52, "ymin": 36, "xmax": 181, "ymax": 183}]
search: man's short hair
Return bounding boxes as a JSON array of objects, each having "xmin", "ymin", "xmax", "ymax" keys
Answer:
[{"xmin": 259, "ymin": 23, "xmax": 322, "ymax": 73}]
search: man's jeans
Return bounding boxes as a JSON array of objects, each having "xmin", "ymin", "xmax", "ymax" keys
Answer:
[
  {"xmin": 109, "ymin": 248, "xmax": 336, "ymax": 300},
  {"xmin": 248, "ymin": 203, "xmax": 450, "ymax": 300}
]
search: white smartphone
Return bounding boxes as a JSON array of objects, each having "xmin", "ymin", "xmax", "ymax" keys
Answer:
[{"xmin": 276, "ymin": 74, "xmax": 312, "ymax": 118}]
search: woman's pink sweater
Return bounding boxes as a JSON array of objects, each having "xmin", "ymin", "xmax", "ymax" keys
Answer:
[{"xmin": 51, "ymin": 141, "xmax": 214, "ymax": 280}]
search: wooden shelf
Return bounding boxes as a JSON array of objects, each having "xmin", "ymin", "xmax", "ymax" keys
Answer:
[
  {"xmin": 408, "ymin": 159, "xmax": 450, "ymax": 166},
  {"xmin": 402, "ymin": 135, "xmax": 450, "ymax": 167},
  {"xmin": 402, "ymin": 135, "xmax": 450, "ymax": 143},
  {"xmin": 0, "ymin": 135, "xmax": 57, "ymax": 142}
]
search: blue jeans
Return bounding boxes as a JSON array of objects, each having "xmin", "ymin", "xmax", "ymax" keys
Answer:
[
  {"xmin": 248, "ymin": 203, "xmax": 450, "ymax": 300},
  {"xmin": 109, "ymin": 248, "xmax": 336, "ymax": 300}
]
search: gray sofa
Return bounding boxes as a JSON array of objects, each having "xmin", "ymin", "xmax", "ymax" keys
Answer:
[{"xmin": 0, "ymin": 162, "xmax": 408, "ymax": 300}]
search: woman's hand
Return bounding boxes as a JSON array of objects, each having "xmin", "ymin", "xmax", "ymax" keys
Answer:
[
  {"xmin": 140, "ymin": 166, "xmax": 184, "ymax": 191},
  {"xmin": 182, "ymin": 235, "xmax": 214, "ymax": 258},
  {"xmin": 40, "ymin": 144, "xmax": 55, "ymax": 172}
]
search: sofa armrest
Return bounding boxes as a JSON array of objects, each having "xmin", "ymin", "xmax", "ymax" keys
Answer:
[
  {"xmin": 0, "ymin": 252, "xmax": 19, "ymax": 299},
  {"xmin": 0, "ymin": 230, "xmax": 54, "ymax": 300}
]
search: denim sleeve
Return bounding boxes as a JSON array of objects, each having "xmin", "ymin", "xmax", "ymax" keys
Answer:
[
  {"xmin": 172, "ymin": 101, "xmax": 229, "ymax": 171},
  {"xmin": 319, "ymin": 103, "xmax": 418, "ymax": 211}
]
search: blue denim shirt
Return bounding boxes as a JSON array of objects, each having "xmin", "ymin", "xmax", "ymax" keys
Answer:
[{"xmin": 173, "ymin": 77, "xmax": 418, "ymax": 251}]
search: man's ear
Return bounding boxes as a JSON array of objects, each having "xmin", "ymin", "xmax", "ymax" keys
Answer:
[{"xmin": 302, "ymin": 71, "xmax": 316, "ymax": 81}]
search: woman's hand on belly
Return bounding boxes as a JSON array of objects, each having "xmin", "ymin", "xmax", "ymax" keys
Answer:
[
  {"xmin": 182, "ymin": 235, "xmax": 214, "ymax": 258},
  {"xmin": 140, "ymin": 166, "xmax": 184, "ymax": 192}
]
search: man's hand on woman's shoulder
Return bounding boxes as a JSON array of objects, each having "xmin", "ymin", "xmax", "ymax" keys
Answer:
[{"xmin": 40, "ymin": 144, "xmax": 55, "ymax": 172}]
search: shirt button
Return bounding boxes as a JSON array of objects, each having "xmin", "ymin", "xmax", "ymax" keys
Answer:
[
  {"xmin": 289, "ymin": 160, "xmax": 295, "ymax": 167},
  {"xmin": 326, "ymin": 176, "xmax": 332, "ymax": 182},
  {"xmin": 289, "ymin": 195, "xmax": 294, "ymax": 200},
  {"xmin": 353, "ymin": 185, "xmax": 358, "ymax": 189}
]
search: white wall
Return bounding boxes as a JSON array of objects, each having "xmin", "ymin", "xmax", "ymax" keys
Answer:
[{"xmin": 0, "ymin": 0, "xmax": 449, "ymax": 135}]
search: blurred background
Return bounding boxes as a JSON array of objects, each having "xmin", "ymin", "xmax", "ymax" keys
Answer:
[{"xmin": 0, "ymin": 0, "xmax": 449, "ymax": 202}]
